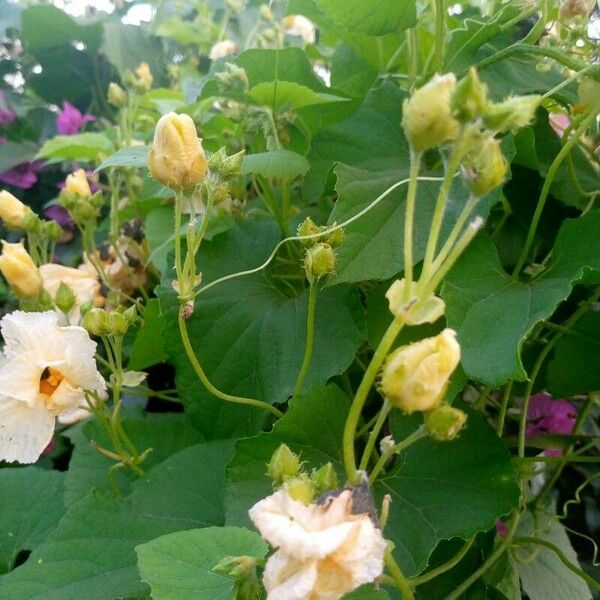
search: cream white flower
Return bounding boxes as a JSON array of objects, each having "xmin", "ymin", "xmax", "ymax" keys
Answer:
[
  {"xmin": 249, "ymin": 489, "xmax": 386, "ymax": 600},
  {"xmin": 40, "ymin": 263, "xmax": 101, "ymax": 323},
  {"xmin": 0, "ymin": 311, "xmax": 105, "ymax": 463},
  {"xmin": 209, "ymin": 39, "xmax": 238, "ymax": 61},
  {"xmin": 283, "ymin": 15, "xmax": 316, "ymax": 44}
]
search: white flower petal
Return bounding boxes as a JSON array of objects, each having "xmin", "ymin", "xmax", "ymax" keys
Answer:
[
  {"xmin": 47, "ymin": 379, "xmax": 85, "ymax": 414},
  {"xmin": 55, "ymin": 327, "xmax": 105, "ymax": 393},
  {"xmin": 0, "ymin": 311, "xmax": 59, "ymax": 357},
  {"xmin": 57, "ymin": 405, "xmax": 90, "ymax": 425},
  {"xmin": 0, "ymin": 396, "xmax": 54, "ymax": 463},
  {"xmin": 0, "ymin": 352, "xmax": 44, "ymax": 405},
  {"xmin": 264, "ymin": 551, "xmax": 319, "ymax": 600}
]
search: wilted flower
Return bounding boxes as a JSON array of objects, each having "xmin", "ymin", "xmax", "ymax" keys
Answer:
[
  {"xmin": 386, "ymin": 279, "xmax": 445, "ymax": 324},
  {"xmin": 402, "ymin": 73, "xmax": 459, "ymax": 152},
  {"xmin": 0, "ymin": 241, "xmax": 43, "ymax": 298},
  {"xmin": 380, "ymin": 329, "xmax": 461, "ymax": 413},
  {"xmin": 0, "ymin": 190, "xmax": 32, "ymax": 229},
  {"xmin": 0, "ymin": 310, "xmax": 105, "ymax": 463},
  {"xmin": 40, "ymin": 263, "xmax": 101, "ymax": 323},
  {"xmin": 526, "ymin": 393, "xmax": 577, "ymax": 456},
  {"xmin": 148, "ymin": 112, "xmax": 207, "ymax": 188},
  {"xmin": 249, "ymin": 488, "xmax": 386, "ymax": 600},
  {"xmin": 56, "ymin": 101, "xmax": 95, "ymax": 136},
  {"xmin": 283, "ymin": 15, "xmax": 316, "ymax": 44},
  {"xmin": 0, "ymin": 161, "xmax": 44, "ymax": 189},
  {"xmin": 209, "ymin": 39, "xmax": 238, "ymax": 60}
]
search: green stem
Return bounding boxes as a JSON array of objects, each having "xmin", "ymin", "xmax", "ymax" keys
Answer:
[
  {"xmin": 174, "ymin": 190, "xmax": 184, "ymax": 284},
  {"xmin": 406, "ymin": 28, "xmax": 418, "ymax": 88},
  {"xmin": 293, "ymin": 278, "xmax": 318, "ymax": 397},
  {"xmin": 403, "ymin": 151, "xmax": 422, "ymax": 292},
  {"xmin": 343, "ymin": 314, "xmax": 408, "ymax": 484},
  {"xmin": 432, "ymin": 0, "xmax": 446, "ymax": 73},
  {"xmin": 369, "ymin": 426, "xmax": 427, "ymax": 483},
  {"xmin": 513, "ymin": 109, "xmax": 598, "ymax": 276},
  {"xmin": 385, "ymin": 551, "xmax": 415, "ymax": 600},
  {"xmin": 410, "ymin": 538, "xmax": 475, "ymax": 586},
  {"xmin": 444, "ymin": 512, "xmax": 520, "ymax": 600},
  {"xmin": 521, "ymin": 0, "xmax": 547, "ymax": 45},
  {"xmin": 359, "ymin": 398, "xmax": 391, "ymax": 472},
  {"xmin": 496, "ymin": 381, "xmax": 513, "ymax": 436},
  {"xmin": 513, "ymin": 537, "xmax": 600, "ymax": 591},
  {"xmin": 178, "ymin": 316, "xmax": 283, "ymax": 418}
]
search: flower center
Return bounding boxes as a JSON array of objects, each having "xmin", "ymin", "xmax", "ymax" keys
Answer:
[{"xmin": 39, "ymin": 367, "xmax": 64, "ymax": 397}]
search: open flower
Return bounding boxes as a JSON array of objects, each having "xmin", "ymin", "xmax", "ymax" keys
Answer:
[
  {"xmin": 0, "ymin": 160, "xmax": 44, "ymax": 189},
  {"xmin": 0, "ymin": 310, "xmax": 105, "ymax": 463},
  {"xmin": 526, "ymin": 393, "xmax": 577, "ymax": 456},
  {"xmin": 283, "ymin": 15, "xmax": 316, "ymax": 43},
  {"xmin": 249, "ymin": 489, "xmax": 386, "ymax": 600},
  {"xmin": 56, "ymin": 101, "xmax": 95, "ymax": 136}
]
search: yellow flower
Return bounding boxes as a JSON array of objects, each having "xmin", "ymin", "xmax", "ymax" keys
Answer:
[
  {"xmin": 135, "ymin": 62, "xmax": 154, "ymax": 91},
  {"xmin": 0, "ymin": 241, "xmax": 43, "ymax": 298},
  {"xmin": 381, "ymin": 328, "xmax": 461, "ymax": 413},
  {"xmin": 209, "ymin": 40, "xmax": 238, "ymax": 60},
  {"xmin": 249, "ymin": 488, "xmax": 386, "ymax": 600},
  {"xmin": 0, "ymin": 310, "xmax": 105, "ymax": 463},
  {"xmin": 402, "ymin": 73, "xmax": 459, "ymax": 152},
  {"xmin": 0, "ymin": 191, "xmax": 32, "ymax": 229},
  {"xmin": 64, "ymin": 169, "xmax": 92, "ymax": 198},
  {"xmin": 39, "ymin": 263, "xmax": 100, "ymax": 323},
  {"xmin": 148, "ymin": 112, "xmax": 208, "ymax": 189}
]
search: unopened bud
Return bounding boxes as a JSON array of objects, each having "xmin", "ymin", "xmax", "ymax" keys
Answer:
[
  {"xmin": 283, "ymin": 474, "xmax": 314, "ymax": 505},
  {"xmin": 54, "ymin": 281, "xmax": 76, "ymax": 314},
  {"xmin": 267, "ymin": 443, "xmax": 301, "ymax": 485},
  {"xmin": 311, "ymin": 462, "xmax": 338, "ymax": 495},
  {"xmin": 22, "ymin": 211, "xmax": 42, "ymax": 234},
  {"xmin": 0, "ymin": 190, "xmax": 32, "ymax": 229},
  {"xmin": 107, "ymin": 311, "xmax": 128, "ymax": 336},
  {"xmin": 379, "ymin": 435, "xmax": 396, "ymax": 455},
  {"xmin": 213, "ymin": 555, "xmax": 259, "ymax": 580},
  {"xmin": 42, "ymin": 219, "xmax": 64, "ymax": 242},
  {"xmin": 82, "ymin": 308, "xmax": 109, "ymax": 336},
  {"xmin": 209, "ymin": 40, "xmax": 238, "ymax": 61},
  {"xmin": 452, "ymin": 67, "xmax": 488, "ymax": 122},
  {"xmin": 135, "ymin": 62, "xmax": 153, "ymax": 92},
  {"xmin": 215, "ymin": 63, "xmax": 249, "ymax": 93},
  {"xmin": 305, "ymin": 242, "xmax": 335, "ymax": 279},
  {"xmin": 123, "ymin": 305, "xmax": 138, "ymax": 326},
  {"xmin": 108, "ymin": 82, "xmax": 128, "ymax": 108},
  {"xmin": 402, "ymin": 73, "xmax": 459, "ymax": 151},
  {"xmin": 482, "ymin": 95, "xmax": 541, "ymax": 132},
  {"xmin": 386, "ymin": 279, "xmax": 445, "ymax": 324},
  {"xmin": 325, "ymin": 225, "xmax": 345, "ymax": 248},
  {"xmin": 0, "ymin": 241, "xmax": 43, "ymax": 298},
  {"xmin": 259, "ymin": 4, "xmax": 274, "ymax": 20},
  {"xmin": 424, "ymin": 405, "xmax": 467, "ymax": 441},
  {"xmin": 576, "ymin": 77, "xmax": 600, "ymax": 113},
  {"xmin": 380, "ymin": 329, "xmax": 461, "ymax": 413},
  {"xmin": 462, "ymin": 137, "xmax": 508, "ymax": 197},
  {"xmin": 297, "ymin": 217, "xmax": 322, "ymax": 244}
]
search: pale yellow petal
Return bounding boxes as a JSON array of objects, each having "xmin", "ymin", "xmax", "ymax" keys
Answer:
[{"xmin": 264, "ymin": 551, "xmax": 319, "ymax": 600}]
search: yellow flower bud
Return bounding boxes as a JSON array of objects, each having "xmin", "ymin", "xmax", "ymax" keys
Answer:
[
  {"xmin": 0, "ymin": 191, "xmax": 32, "ymax": 229},
  {"xmin": 267, "ymin": 443, "xmax": 302, "ymax": 485},
  {"xmin": 482, "ymin": 95, "xmax": 541, "ymax": 132},
  {"xmin": 385, "ymin": 279, "xmax": 445, "ymax": 325},
  {"xmin": 148, "ymin": 112, "xmax": 208, "ymax": 189},
  {"xmin": 282, "ymin": 474, "xmax": 315, "ymax": 505},
  {"xmin": 380, "ymin": 329, "xmax": 461, "ymax": 413},
  {"xmin": 135, "ymin": 62, "xmax": 153, "ymax": 91},
  {"xmin": 424, "ymin": 405, "xmax": 467, "ymax": 441},
  {"xmin": 0, "ymin": 241, "xmax": 43, "ymax": 298},
  {"xmin": 402, "ymin": 73, "xmax": 459, "ymax": 152},
  {"xmin": 108, "ymin": 82, "xmax": 128, "ymax": 108},
  {"xmin": 462, "ymin": 137, "xmax": 508, "ymax": 197},
  {"xmin": 305, "ymin": 242, "xmax": 335, "ymax": 279},
  {"xmin": 64, "ymin": 169, "xmax": 92, "ymax": 198}
]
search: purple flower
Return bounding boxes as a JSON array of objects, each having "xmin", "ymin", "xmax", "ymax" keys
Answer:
[
  {"xmin": 0, "ymin": 160, "xmax": 44, "ymax": 189},
  {"xmin": 56, "ymin": 101, "xmax": 95, "ymax": 135},
  {"xmin": 0, "ymin": 91, "xmax": 16, "ymax": 126},
  {"xmin": 526, "ymin": 394, "xmax": 577, "ymax": 456},
  {"xmin": 44, "ymin": 204, "xmax": 73, "ymax": 231},
  {"xmin": 495, "ymin": 520, "xmax": 508, "ymax": 538}
]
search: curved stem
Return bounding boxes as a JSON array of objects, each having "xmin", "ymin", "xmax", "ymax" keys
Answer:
[
  {"xmin": 385, "ymin": 551, "xmax": 415, "ymax": 600},
  {"xmin": 359, "ymin": 398, "xmax": 391, "ymax": 472},
  {"xmin": 403, "ymin": 151, "xmax": 422, "ymax": 293},
  {"xmin": 343, "ymin": 315, "xmax": 407, "ymax": 484},
  {"xmin": 513, "ymin": 109, "xmax": 597, "ymax": 276},
  {"xmin": 178, "ymin": 316, "xmax": 283, "ymax": 419},
  {"xmin": 410, "ymin": 537, "xmax": 475, "ymax": 586},
  {"xmin": 293, "ymin": 278, "xmax": 318, "ymax": 397}
]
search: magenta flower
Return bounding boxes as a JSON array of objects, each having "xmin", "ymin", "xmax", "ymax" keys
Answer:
[
  {"xmin": 0, "ymin": 91, "xmax": 16, "ymax": 126},
  {"xmin": 56, "ymin": 101, "xmax": 95, "ymax": 135},
  {"xmin": 44, "ymin": 205, "xmax": 74, "ymax": 231},
  {"xmin": 495, "ymin": 520, "xmax": 508, "ymax": 538},
  {"xmin": 526, "ymin": 393, "xmax": 577, "ymax": 456},
  {"xmin": 0, "ymin": 160, "xmax": 44, "ymax": 189}
]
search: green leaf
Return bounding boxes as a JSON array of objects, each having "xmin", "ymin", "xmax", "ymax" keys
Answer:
[
  {"xmin": 382, "ymin": 405, "xmax": 519, "ymax": 575},
  {"xmin": 95, "ymin": 146, "xmax": 150, "ymax": 172},
  {"xmin": 0, "ymin": 441, "xmax": 233, "ymax": 599},
  {"xmin": 249, "ymin": 81, "xmax": 347, "ymax": 110},
  {"xmin": 128, "ymin": 299, "xmax": 168, "ymax": 370},
  {"xmin": 136, "ymin": 526, "xmax": 268, "ymax": 600},
  {"xmin": 345, "ymin": 586, "xmax": 390, "ymax": 599},
  {"xmin": 441, "ymin": 211, "xmax": 600, "ymax": 385},
  {"xmin": 516, "ymin": 510, "xmax": 593, "ymax": 600},
  {"xmin": 241, "ymin": 150, "xmax": 310, "ymax": 179},
  {"xmin": 314, "ymin": 0, "xmax": 416, "ymax": 35},
  {"xmin": 546, "ymin": 313, "xmax": 600, "ymax": 398},
  {"xmin": 63, "ymin": 414, "xmax": 204, "ymax": 506},
  {"xmin": 36, "ymin": 133, "xmax": 114, "ymax": 163},
  {"xmin": 157, "ymin": 219, "xmax": 365, "ymax": 439},
  {"xmin": 0, "ymin": 468, "xmax": 66, "ymax": 574},
  {"xmin": 0, "ymin": 141, "xmax": 38, "ymax": 174},
  {"xmin": 224, "ymin": 384, "xmax": 350, "ymax": 527}
]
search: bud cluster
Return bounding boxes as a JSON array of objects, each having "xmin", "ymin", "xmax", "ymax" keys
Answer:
[
  {"xmin": 59, "ymin": 169, "xmax": 104, "ymax": 225},
  {"xmin": 266, "ymin": 443, "xmax": 338, "ymax": 505},
  {"xmin": 82, "ymin": 305, "xmax": 137, "ymax": 337},
  {"xmin": 297, "ymin": 217, "xmax": 345, "ymax": 281}
]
